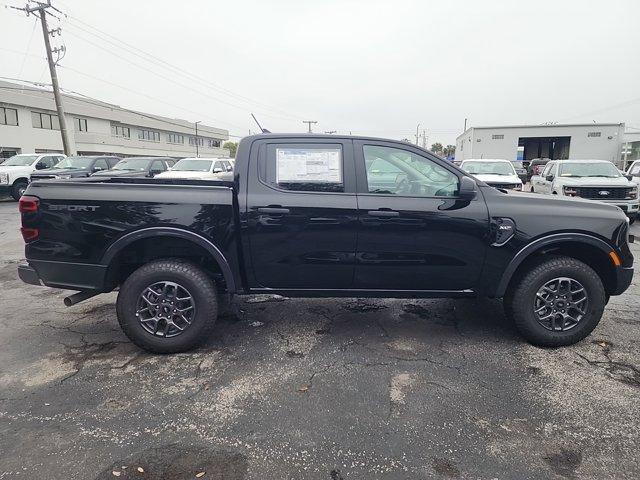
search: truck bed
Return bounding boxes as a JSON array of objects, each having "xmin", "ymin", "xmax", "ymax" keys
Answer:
[{"xmin": 22, "ymin": 177, "xmax": 238, "ymax": 291}]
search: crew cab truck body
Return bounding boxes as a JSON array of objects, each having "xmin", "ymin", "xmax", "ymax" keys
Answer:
[{"xmin": 18, "ymin": 134, "xmax": 634, "ymax": 353}]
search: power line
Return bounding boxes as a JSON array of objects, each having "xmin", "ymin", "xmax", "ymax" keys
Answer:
[
  {"xmin": 0, "ymin": 76, "xmax": 245, "ymax": 139},
  {"xmin": 62, "ymin": 26, "xmax": 301, "ymax": 124},
  {"xmin": 57, "ymin": 65, "xmax": 247, "ymax": 133},
  {"xmin": 62, "ymin": 14, "xmax": 304, "ymax": 121}
]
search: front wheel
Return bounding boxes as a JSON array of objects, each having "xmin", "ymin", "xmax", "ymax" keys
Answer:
[
  {"xmin": 504, "ymin": 256, "xmax": 606, "ymax": 347},
  {"xmin": 116, "ymin": 259, "xmax": 217, "ymax": 353},
  {"xmin": 11, "ymin": 180, "xmax": 28, "ymax": 201}
]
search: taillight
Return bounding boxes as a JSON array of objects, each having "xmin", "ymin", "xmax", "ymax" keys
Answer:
[
  {"xmin": 19, "ymin": 195, "xmax": 39, "ymax": 213},
  {"xmin": 21, "ymin": 228, "xmax": 39, "ymax": 242},
  {"xmin": 19, "ymin": 195, "xmax": 39, "ymax": 243}
]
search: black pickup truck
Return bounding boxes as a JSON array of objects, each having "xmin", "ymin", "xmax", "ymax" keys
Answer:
[{"xmin": 18, "ymin": 134, "xmax": 634, "ymax": 353}]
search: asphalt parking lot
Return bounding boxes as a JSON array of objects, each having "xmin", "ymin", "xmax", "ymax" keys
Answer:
[{"xmin": 0, "ymin": 198, "xmax": 639, "ymax": 479}]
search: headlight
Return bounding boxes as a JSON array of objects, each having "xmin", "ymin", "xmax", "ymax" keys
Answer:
[
  {"xmin": 563, "ymin": 186, "xmax": 578, "ymax": 196},
  {"xmin": 0, "ymin": 173, "xmax": 8, "ymax": 185},
  {"xmin": 514, "ymin": 184, "xmax": 522, "ymax": 191},
  {"xmin": 628, "ymin": 187, "xmax": 637, "ymax": 200}
]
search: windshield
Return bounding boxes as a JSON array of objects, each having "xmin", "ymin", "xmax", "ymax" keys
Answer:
[
  {"xmin": 113, "ymin": 158, "xmax": 151, "ymax": 171},
  {"xmin": 462, "ymin": 161, "xmax": 516, "ymax": 176},
  {"xmin": 54, "ymin": 157, "xmax": 94, "ymax": 169},
  {"xmin": 2, "ymin": 155, "xmax": 39, "ymax": 166},
  {"xmin": 559, "ymin": 162, "xmax": 621, "ymax": 178},
  {"xmin": 171, "ymin": 159, "xmax": 213, "ymax": 172}
]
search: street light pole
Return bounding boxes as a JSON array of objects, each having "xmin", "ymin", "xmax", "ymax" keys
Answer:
[
  {"xmin": 415, "ymin": 123, "xmax": 421, "ymax": 146},
  {"xmin": 195, "ymin": 121, "xmax": 201, "ymax": 157}
]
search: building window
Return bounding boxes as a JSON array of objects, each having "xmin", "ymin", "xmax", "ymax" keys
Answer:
[
  {"xmin": 0, "ymin": 107, "xmax": 18, "ymax": 126},
  {"xmin": 74, "ymin": 117, "xmax": 88, "ymax": 132},
  {"xmin": 588, "ymin": 132, "xmax": 601, "ymax": 138},
  {"xmin": 167, "ymin": 133, "xmax": 184, "ymax": 144},
  {"xmin": 31, "ymin": 111, "xmax": 60, "ymax": 130},
  {"xmin": 111, "ymin": 124, "xmax": 131, "ymax": 138},
  {"xmin": 138, "ymin": 129, "xmax": 160, "ymax": 142},
  {"xmin": 492, "ymin": 134, "xmax": 504, "ymax": 140},
  {"xmin": 189, "ymin": 136, "xmax": 204, "ymax": 147},
  {"xmin": 207, "ymin": 138, "xmax": 220, "ymax": 148}
]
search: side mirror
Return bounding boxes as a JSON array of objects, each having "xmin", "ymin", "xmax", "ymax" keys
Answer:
[
  {"xmin": 35, "ymin": 162, "xmax": 46, "ymax": 170},
  {"xmin": 148, "ymin": 170, "xmax": 162, "ymax": 177},
  {"xmin": 625, "ymin": 174, "xmax": 633, "ymax": 181},
  {"xmin": 546, "ymin": 174, "xmax": 554, "ymax": 182},
  {"xmin": 213, "ymin": 167, "xmax": 223, "ymax": 173},
  {"xmin": 459, "ymin": 176, "xmax": 477, "ymax": 200}
]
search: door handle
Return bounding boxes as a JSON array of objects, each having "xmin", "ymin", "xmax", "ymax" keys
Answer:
[
  {"xmin": 367, "ymin": 210, "xmax": 399, "ymax": 218},
  {"xmin": 257, "ymin": 207, "xmax": 290, "ymax": 214}
]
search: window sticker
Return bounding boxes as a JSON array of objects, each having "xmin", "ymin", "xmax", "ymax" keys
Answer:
[{"xmin": 276, "ymin": 148, "xmax": 342, "ymax": 183}]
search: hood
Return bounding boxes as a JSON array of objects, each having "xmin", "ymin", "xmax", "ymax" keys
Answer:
[
  {"xmin": 32, "ymin": 168, "xmax": 90, "ymax": 177},
  {"xmin": 0, "ymin": 165, "xmax": 33, "ymax": 172},
  {"xmin": 558, "ymin": 176, "xmax": 635, "ymax": 187},
  {"xmin": 91, "ymin": 170, "xmax": 147, "ymax": 177},
  {"xmin": 474, "ymin": 173, "xmax": 522, "ymax": 184}
]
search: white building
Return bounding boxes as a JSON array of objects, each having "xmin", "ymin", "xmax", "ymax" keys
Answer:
[
  {"xmin": 0, "ymin": 80, "xmax": 229, "ymax": 158},
  {"xmin": 455, "ymin": 123, "xmax": 627, "ymax": 167}
]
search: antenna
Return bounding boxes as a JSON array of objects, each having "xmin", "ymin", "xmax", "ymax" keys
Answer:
[{"xmin": 251, "ymin": 113, "xmax": 270, "ymax": 133}]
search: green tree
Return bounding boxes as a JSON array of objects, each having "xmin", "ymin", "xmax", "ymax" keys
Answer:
[
  {"xmin": 223, "ymin": 141, "xmax": 238, "ymax": 158},
  {"xmin": 430, "ymin": 142, "xmax": 443, "ymax": 154},
  {"xmin": 443, "ymin": 145, "xmax": 456, "ymax": 157}
]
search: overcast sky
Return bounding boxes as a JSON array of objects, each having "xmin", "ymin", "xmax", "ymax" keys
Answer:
[{"xmin": 2, "ymin": 0, "xmax": 639, "ymax": 145}]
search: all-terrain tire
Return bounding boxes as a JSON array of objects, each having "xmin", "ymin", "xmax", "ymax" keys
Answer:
[
  {"xmin": 11, "ymin": 180, "xmax": 28, "ymax": 201},
  {"xmin": 504, "ymin": 256, "xmax": 606, "ymax": 347},
  {"xmin": 116, "ymin": 258, "xmax": 217, "ymax": 353}
]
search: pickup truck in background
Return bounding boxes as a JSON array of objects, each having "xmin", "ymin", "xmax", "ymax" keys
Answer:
[
  {"xmin": 90, "ymin": 157, "xmax": 175, "ymax": 178},
  {"xmin": 30, "ymin": 155, "xmax": 122, "ymax": 181},
  {"xmin": 0, "ymin": 153, "xmax": 66, "ymax": 200},
  {"xmin": 18, "ymin": 134, "xmax": 634, "ymax": 353},
  {"xmin": 530, "ymin": 159, "xmax": 639, "ymax": 223}
]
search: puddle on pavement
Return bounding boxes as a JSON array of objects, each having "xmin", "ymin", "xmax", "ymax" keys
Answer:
[{"xmin": 96, "ymin": 444, "xmax": 248, "ymax": 479}]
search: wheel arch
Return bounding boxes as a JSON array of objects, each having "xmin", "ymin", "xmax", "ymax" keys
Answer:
[
  {"xmin": 12, "ymin": 176, "xmax": 29, "ymax": 185},
  {"xmin": 102, "ymin": 227, "xmax": 236, "ymax": 293},
  {"xmin": 497, "ymin": 233, "xmax": 617, "ymax": 297}
]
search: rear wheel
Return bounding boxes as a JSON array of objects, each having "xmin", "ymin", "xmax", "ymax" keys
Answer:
[
  {"xmin": 11, "ymin": 180, "xmax": 28, "ymax": 201},
  {"xmin": 116, "ymin": 259, "xmax": 217, "ymax": 353},
  {"xmin": 504, "ymin": 256, "xmax": 606, "ymax": 347}
]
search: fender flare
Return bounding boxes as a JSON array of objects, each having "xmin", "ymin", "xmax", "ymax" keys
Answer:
[
  {"xmin": 101, "ymin": 226, "xmax": 236, "ymax": 292},
  {"xmin": 495, "ymin": 233, "xmax": 614, "ymax": 297}
]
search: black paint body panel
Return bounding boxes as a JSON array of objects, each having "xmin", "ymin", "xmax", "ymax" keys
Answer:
[{"xmin": 20, "ymin": 134, "xmax": 634, "ymax": 298}]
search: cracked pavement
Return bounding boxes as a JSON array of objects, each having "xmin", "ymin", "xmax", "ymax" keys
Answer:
[{"xmin": 0, "ymin": 199, "xmax": 639, "ymax": 479}]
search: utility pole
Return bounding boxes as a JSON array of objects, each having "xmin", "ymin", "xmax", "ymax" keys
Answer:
[
  {"xmin": 195, "ymin": 121, "xmax": 201, "ymax": 157},
  {"xmin": 14, "ymin": 1, "xmax": 73, "ymax": 155},
  {"xmin": 302, "ymin": 120, "xmax": 318, "ymax": 133},
  {"xmin": 415, "ymin": 123, "xmax": 421, "ymax": 145},
  {"xmin": 421, "ymin": 129, "xmax": 427, "ymax": 148},
  {"xmin": 463, "ymin": 118, "xmax": 468, "ymax": 132}
]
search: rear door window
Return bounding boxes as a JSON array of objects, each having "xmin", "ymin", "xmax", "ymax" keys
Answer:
[{"xmin": 260, "ymin": 144, "xmax": 344, "ymax": 193}]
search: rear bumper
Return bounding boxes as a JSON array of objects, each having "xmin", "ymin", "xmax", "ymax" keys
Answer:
[{"xmin": 18, "ymin": 260, "xmax": 107, "ymax": 291}]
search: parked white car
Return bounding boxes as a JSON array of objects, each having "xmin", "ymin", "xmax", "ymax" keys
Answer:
[
  {"xmin": 531, "ymin": 159, "xmax": 639, "ymax": 222},
  {"xmin": 460, "ymin": 159, "xmax": 523, "ymax": 190},
  {"xmin": 0, "ymin": 153, "xmax": 66, "ymax": 200},
  {"xmin": 154, "ymin": 158, "xmax": 233, "ymax": 181}
]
